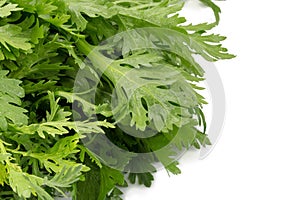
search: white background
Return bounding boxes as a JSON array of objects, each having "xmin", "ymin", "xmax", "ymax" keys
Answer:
[{"xmin": 125, "ymin": 0, "xmax": 300, "ymax": 199}]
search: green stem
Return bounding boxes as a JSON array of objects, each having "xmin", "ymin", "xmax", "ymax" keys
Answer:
[
  {"xmin": 76, "ymin": 39, "xmax": 112, "ymax": 71},
  {"xmin": 75, "ymin": 39, "xmax": 126, "ymax": 84},
  {"xmin": 75, "ymin": 39, "xmax": 117, "ymax": 81}
]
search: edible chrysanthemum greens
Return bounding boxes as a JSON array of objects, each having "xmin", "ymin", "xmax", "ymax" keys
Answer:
[{"xmin": 0, "ymin": 0, "xmax": 234, "ymax": 199}]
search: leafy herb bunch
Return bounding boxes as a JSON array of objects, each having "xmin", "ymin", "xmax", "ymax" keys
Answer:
[{"xmin": 0, "ymin": 0, "xmax": 234, "ymax": 199}]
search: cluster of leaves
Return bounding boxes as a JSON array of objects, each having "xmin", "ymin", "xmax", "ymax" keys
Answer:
[{"xmin": 0, "ymin": 0, "xmax": 234, "ymax": 199}]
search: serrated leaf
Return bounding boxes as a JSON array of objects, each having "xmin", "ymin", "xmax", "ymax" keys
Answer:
[
  {"xmin": 45, "ymin": 165, "xmax": 84, "ymax": 189},
  {"xmin": 98, "ymin": 165, "xmax": 124, "ymax": 200},
  {"xmin": 106, "ymin": 187, "xmax": 124, "ymax": 200},
  {"xmin": 111, "ymin": 64, "xmax": 199, "ymax": 132},
  {"xmin": 165, "ymin": 161, "xmax": 181, "ymax": 175},
  {"xmin": 116, "ymin": 0, "xmax": 186, "ymax": 28},
  {"xmin": 0, "ymin": 163, "xmax": 7, "ymax": 186},
  {"xmin": 0, "ymin": 24, "xmax": 31, "ymax": 52},
  {"xmin": 199, "ymin": 0, "xmax": 221, "ymax": 25},
  {"xmin": 75, "ymin": 160, "xmax": 124, "ymax": 200},
  {"xmin": 128, "ymin": 172, "xmax": 154, "ymax": 187},
  {"xmin": 23, "ymin": 80, "xmax": 57, "ymax": 94},
  {"xmin": 7, "ymin": 161, "xmax": 84, "ymax": 200},
  {"xmin": 9, "ymin": 168, "xmax": 51, "ymax": 199},
  {"xmin": 65, "ymin": 0, "xmax": 114, "ymax": 31},
  {"xmin": 0, "ymin": 0, "xmax": 22, "ymax": 18},
  {"xmin": 0, "ymin": 70, "xmax": 28, "ymax": 130}
]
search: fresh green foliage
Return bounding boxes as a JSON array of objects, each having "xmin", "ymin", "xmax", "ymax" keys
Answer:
[
  {"xmin": 0, "ymin": 0, "xmax": 22, "ymax": 18},
  {"xmin": 0, "ymin": 0, "xmax": 234, "ymax": 199},
  {"xmin": 0, "ymin": 70, "xmax": 28, "ymax": 131}
]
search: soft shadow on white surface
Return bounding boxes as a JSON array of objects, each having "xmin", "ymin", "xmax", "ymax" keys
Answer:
[
  {"xmin": 124, "ymin": 1, "xmax": 221, "ymax": 199},
  {"xmin": 126, "ymin": 0, "xmax": 300, "ymax": 199}
]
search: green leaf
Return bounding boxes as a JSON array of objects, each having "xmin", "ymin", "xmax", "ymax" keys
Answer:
[
  {"xmin": 165, "ymin": 161, "xmax": 181, "ymax": 175},
  {"xmin": 0, "ymin": 0, "xmax": 22, "ymax": 18},
  {"xmin": 79, "ymin": 45, "xmax": 202, "ymax": 132},
  {"xmin": 75, "ymin": 160, "xmax": 124, "ymax": 200},
  {"xmin": 65, "ymin": 0, "xmax": 114, "ymax": 31},
  {"xmin": 106, "ymin": 187, "xmax": 124, "ymax": 200},
  {"xmin": 23, "ymin": 19, "xmax": 45, "ymax": 45},
  {"xmin": 75, "ymin": 156, "xmax": 102, "ymax": 200},
  {"xmin": 8, "ymin": 0, "xmax": 57, "ymax": 15},
  {"xmin": 45, "ymin": 165, "xmax": 84, "ymax": 190},
  {"xmin": 114, "ymin": 66, "xmax": 200, "ymax": 132},
  {"xmin": 0, "ymin": 24, "xmax": 31, "ymax": 52},
  {"xmin": 7, "ymin": 134, "xmax": 89, "ymax": 183},
  {"xmin": 128, "ymin": 172, "xmax": 154, "ymax": 187},
  {"xmin": 191, "ymin": 33, "xmax": 236, "ymax": 61},
  {"xmin": 98, "ymin": 165, "xmax": 124, "ymax": 200},
  {"xmin": 0, "ymin": 70, "xmax": 28, "ymax": 131},
  {"xmin": 8, "ymin": 167, "xmax": 53, "ymax": 200},
  {"xmin": 199, "ymin": 0, "xmax": 221, "ymax": 25},
  {"xmin": 23, "ymin": 80, "xmax": 57, "ymax": 94},
  {"xmin": 0, "ymin": 163, "xmax": 7, "ymax": 186},
  {"xmin": 116, "ymin": 0, "xmax": 186, "ymax": 28},
  {"xmin": 7, "ymin": 161, "xmax": 84, "ymax": 200}
]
